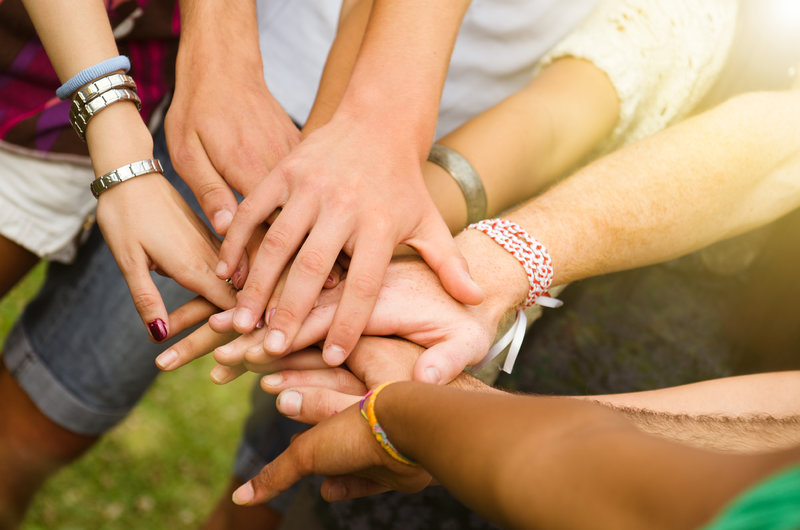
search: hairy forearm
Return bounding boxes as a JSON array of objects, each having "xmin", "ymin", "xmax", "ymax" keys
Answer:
[
  {"xmin": 583, "ymin": 372, "xmax": 800, "ymax": 453},
  {"xmin": 377, "ymin": 382, "xmax": 788, "ymax": 529},
  {"xmin": 513, "ymin": 90, "xmax": 800, "ymax": 286}
]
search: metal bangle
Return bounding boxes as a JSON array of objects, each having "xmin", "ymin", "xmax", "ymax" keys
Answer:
[
  {"xmin": 90, "ymin": 159, "xmax": 163, "ymax": 199},
  {"xmin": 427, "ymin": 144, "xmax": 487, "ymax": 225},
  {"xmin": 69, "ymin": 87, "xmax": 142, "ymax": 142},
  {"xmin": 70, "ymin": 73, "xmax": 137, "ymax": 110}
]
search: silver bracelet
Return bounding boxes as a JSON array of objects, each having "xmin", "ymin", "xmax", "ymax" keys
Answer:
[
  {"xmin": 69, "ymin": 87, "xmax": 142, "ymax": 142},
  {"xmin": 90, "ymin": 159, "xmax": 163, "ymax": 198},
  {"xmin": 70, "ymin": 73, "xmax": 137, "ymax": 110},
  {"xmin": 427, "ymin": 144, "xmax": 487, "ymax": 225}
]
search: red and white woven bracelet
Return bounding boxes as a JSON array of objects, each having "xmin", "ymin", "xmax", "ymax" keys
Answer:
[{"xmin": 467, "ymin": 218, "xmax": 560, "ymax": 309}]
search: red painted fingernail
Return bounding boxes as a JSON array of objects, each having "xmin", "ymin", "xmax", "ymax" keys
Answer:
[{"xmin": 148, "ymin": 319, "xmax": 168, "ymax": 342}]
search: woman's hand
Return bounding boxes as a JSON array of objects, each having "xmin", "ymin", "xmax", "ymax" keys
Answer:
[{"xmin": 95, "ymin": 172, "xmax": 243, "ymax": 341}]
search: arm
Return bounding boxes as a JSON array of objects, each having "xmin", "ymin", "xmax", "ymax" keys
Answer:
[
  {"xmin": 236, "ymin": 381, "xmax": 800, "ymax": 529},
  {"xmin": 276, "ymin": 88, "xmax": 800, "ymax": 383},
  {"xmin": 216, "ymin": 0, "xmax": 483, "ymax": 368},
  {"xmin": 20, "ymin": 0, "xmax": 238, "ymax": 341}
]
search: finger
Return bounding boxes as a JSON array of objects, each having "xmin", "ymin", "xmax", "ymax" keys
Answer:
[
  {"xmin": 231, "ymin": 203, "xmax": 314, "ymax": 334},
  {"xmin": 260, "ymin": 368, "xmax": 367, "ymax": 396},
  {"xmin": 208, "ymin": 308, "xmax": 235, "ymax": 333},
  {"xmin": 155, "ymin": 321, "xmax": 238, "ymax": 371},
  {"xmin": 217, "ymin": 177, "xmax": 287, "ymax": 281},
  {"xmin": 121, "ymin": 251, "xmax": 170, "ymax": 342},
  {"xmin": 264, "ymin": 226, "xmax": 346, "ymax": 356},
  {"xmin": 214, "ymin": 328, "xmax": 267, "ymax": 366},
  {"xmin": 322, "ymin": 235, "xmax": 396, "ymax": 366},
  {"xmin": 170, "ymin": 251, "xmax": 240, "ymax": 314},
  {"xmin": 209, "ymin": 363, "xmax": 248, "ymax": 385},
  {"xmin": 408, "ymin": 216, "xmax": 484, "ymax": 305},
  {"xmin": 241, "ymin": 348, "xmax": 330, "ymax": 374},
  {"xmin": 274, "ymin": 387, "xmax": 360, "ymax": 424},
  {"xmin": 233, "ymin": 444, "xmax": 309, "ymax": 506},
  {"xmin": 321, "ymin": 476, "xmax": 391, "ymax": 502},
  {"xmin": 168, "ymin": 133, "xmax": 240, "ymax": 235},
  {"xmin": 167, "ymin": 296, "xmax": 219, "ymax": 338}
]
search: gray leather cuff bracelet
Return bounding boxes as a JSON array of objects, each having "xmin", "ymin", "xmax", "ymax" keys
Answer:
[{"xmin": 427, "ymin": 144, "xmax": 487, "ymax": 225}]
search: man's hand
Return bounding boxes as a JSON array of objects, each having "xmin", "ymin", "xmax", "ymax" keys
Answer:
[{"xmin": 165, "ymin": 0, "xmax": 301, "ymax": 236}]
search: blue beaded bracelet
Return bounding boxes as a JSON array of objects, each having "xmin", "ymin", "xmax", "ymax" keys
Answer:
[{"xmin": 56, "ymin": 56, "xmax": 131, "ymax": 100}]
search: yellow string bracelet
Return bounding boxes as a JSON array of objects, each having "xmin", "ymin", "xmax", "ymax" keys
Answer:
[{"xmin": 359, "ymin": 382, "xmax": 418, "ymax": 466}]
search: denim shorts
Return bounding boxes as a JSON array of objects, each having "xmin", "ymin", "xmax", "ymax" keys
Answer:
[{"xmin": 1, "ymin": 123, "xmax": 300, "ymax": 507}]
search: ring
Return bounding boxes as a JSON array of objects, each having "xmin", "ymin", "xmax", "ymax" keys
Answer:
[{"xmin": 225, "ymin": 278, "xmax": 233, "ymax": 285}]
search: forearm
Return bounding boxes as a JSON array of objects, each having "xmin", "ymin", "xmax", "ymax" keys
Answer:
[
  {"xmin": 509, "ymin": 90, "xmax": 800, "ymax": 286},
  {"xmin": 335, "ymin": 0, "xmax": 469, "ymax": 157},
  {"xmin": 583, "ymin": 372, "xmax": 800, "ymax": 453},
  {"xmin": 377, "ymin": 382, "xmax": 786, "ymax": 528},
  {"xmin": 429, "ymin": 57, "xmax": 619, "ymax": 230},
  {"xmin": 452, "ymin": 89, "xmax": 800, "ymax": 320},
  {"xmin": 20, "ymin": 0, "xmax": 152, "ymax": 176},
  {"xmin": 303, "ymin": 0, "xmax": 371, "ymax": 134}
]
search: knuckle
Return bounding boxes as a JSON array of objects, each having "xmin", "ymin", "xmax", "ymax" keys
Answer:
[
  {"xmin": 131, "ymin": 290, "xmax": 161, "ymax": 313},
  {"xmin": 349, "ymin": 272, "xmax": 382, "ymax": 301},
  {"xmin": 261, "ymin": 227, "xmax": 292, "ymax": 255},
  {"xmin": 294, "ymin": 248, "xmax": 328, "ymax": 278}
]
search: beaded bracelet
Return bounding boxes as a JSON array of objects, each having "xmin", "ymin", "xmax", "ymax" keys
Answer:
[
  {"xmin": 360, "ymin": 382, "xmax": 418, "ymax": 466},
  {"xmin": 56, "ymin": 55, "xmax": 131, "ymax": 100},
  {"xmin": 467, "ymin": 218, "xmax": 559, "ymax": 309}
]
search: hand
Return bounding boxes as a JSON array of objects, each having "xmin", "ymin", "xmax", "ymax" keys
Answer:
[
  {"xmin": 231, "ymin": 395, "xmax": 432, "ymax": 506},
  {"xmin": 165, "ymin": 3, "xmax": 302, "ymax": 236},
  {"xmin": 238, "ymin": 255, "xmax": 503, "ymax": 384},
  {"xmin": 216, "ymin": 112, "xmax": 484, "ymax": 367},
  {"xmin": 96, "ymin": 172, "xmax": 243, "ymax": 341}
]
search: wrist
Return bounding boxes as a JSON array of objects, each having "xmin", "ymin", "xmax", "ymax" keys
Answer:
[
  {"xmin": 85, "ymin": 103, "xmax": 154, "ymax": 178},
  {"xmin": 455, "ymin": 228, "xmax": 530, "ymax": 325}
]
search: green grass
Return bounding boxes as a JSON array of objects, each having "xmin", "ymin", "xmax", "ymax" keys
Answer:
[{"xmin": 1, "ymin": 264, "xmax": 256, "ymax": 529}]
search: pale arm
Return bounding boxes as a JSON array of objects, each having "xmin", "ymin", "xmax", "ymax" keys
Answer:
[{"xmin": 20, "ymin": 0, "xmax": 238, "ymax": 341}]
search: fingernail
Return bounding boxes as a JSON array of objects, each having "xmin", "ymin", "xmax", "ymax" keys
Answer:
[
  {"xmin": 148, "ymin": 319, "xmax": 168, "ymax": 342},
  {"xmin": 232, "ymin": 269, "xmax": 244, "ymax": 289},
  {"xmin": 232, "ymin": 482, "xmax": 254, "ymax": 505},
  {"xmin": 277, "ymin": 390, "xmax": 302, "ymax": 416},
  {"xmin": 255, "ymin": 317, "xmax": 265, "ymax": 329},
  {"xmin": 210, "ymin": 364, "xmax": 233, "ymax": 384},
  {"xmin": 213, "ymin": 210, "xmax": 234, "ymax": 233},
  {"xmin": 262, "ymin": 373, "xmax": 283, "ymax": 387},
  {"xmin": 325, "ymin": 274, "xmax": 335, "ymax": 286},
  {"xmin": 215, "ymin": 260, "xmax": 228, "ymax": 278},
  {"xmin": 423, "ymin": 366, "xmax": 442, "ymax": 384},
  {"xmin": 323, "ymin": 344, "xmax": 346, "ymax": 366},
  {"xmin": 156, "ymin": 349, "xmax": 178, "ymax": 370},
  {"xmin": 233, "ymin": 308, "xmax": 254, "ymax": 329},
  {"xmin": 264, "ymin": 329, "xmax": 285, "ymax": 353},
  {"xmin": 266, "ymin": 308, "xmax": 276, "ymax": 325}
]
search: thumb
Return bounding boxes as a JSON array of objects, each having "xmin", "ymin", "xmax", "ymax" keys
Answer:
[
  {"xmin": 412, "ymin": 339, "xmax": 483, "ymax": 385},
  {"xmin": 409, "ymin": 219, "xmax": 483, "ymax": 306}
]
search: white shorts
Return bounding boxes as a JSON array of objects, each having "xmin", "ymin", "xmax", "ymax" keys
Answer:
[{"xmin": 0, "ymin": 145, "xmax": 96, "ymax": 263}]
